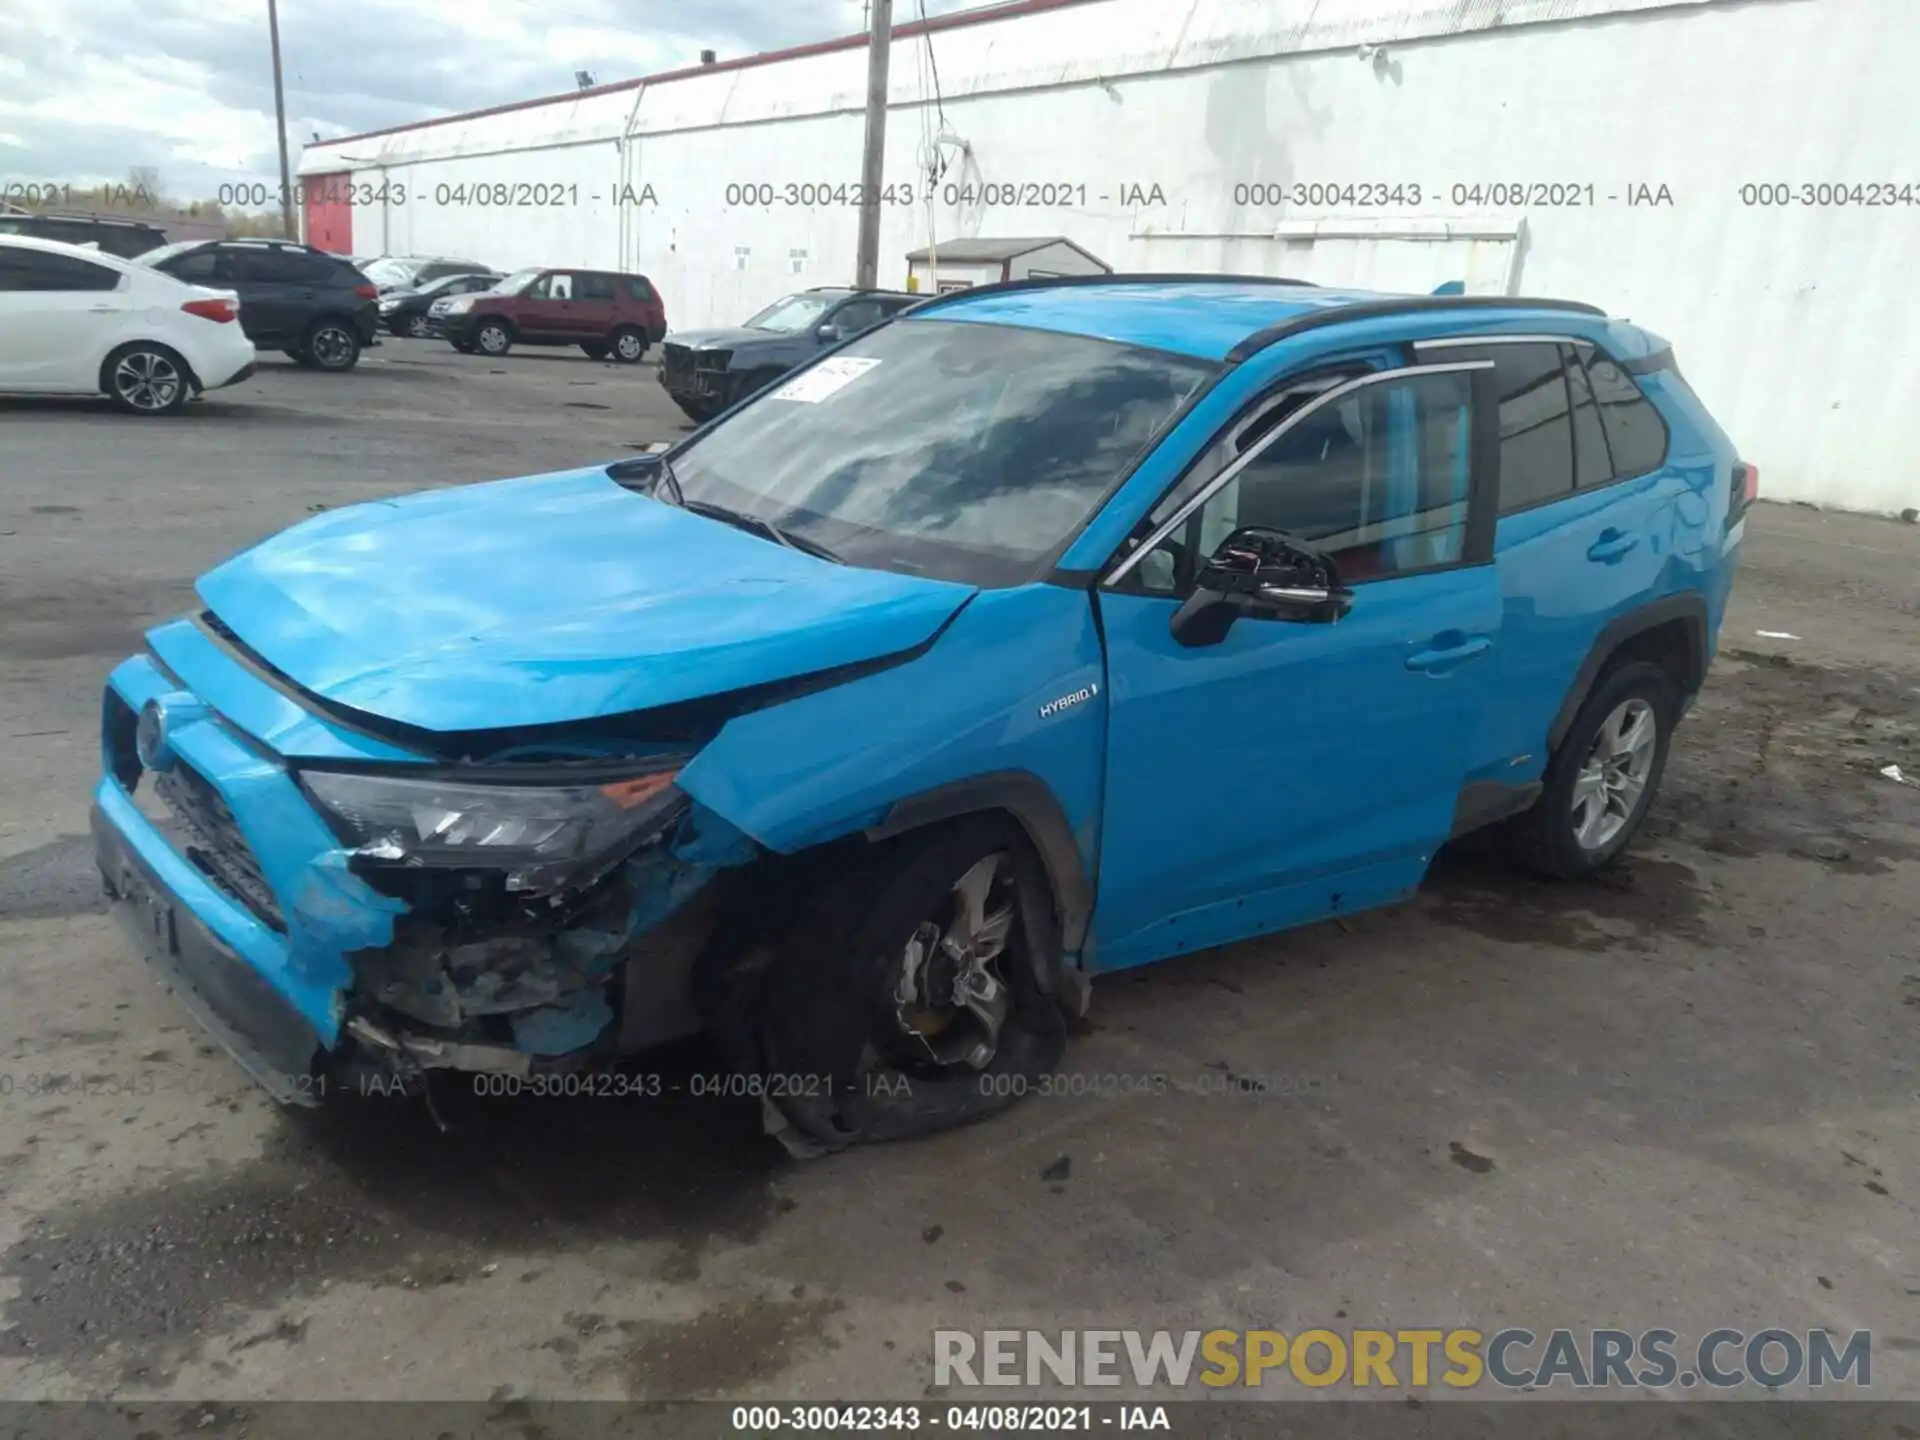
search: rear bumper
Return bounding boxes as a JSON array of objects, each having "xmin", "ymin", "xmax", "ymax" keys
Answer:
[{"xmin": 194, "ymin": 337, "xmax": 259, "ymax": 392}]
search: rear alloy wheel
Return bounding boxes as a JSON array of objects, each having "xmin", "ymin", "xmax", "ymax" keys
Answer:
[
  {"xmin": 304, "ymin": 320, "xmax": 361, "ymax": 372},
  {"xmin": 1506, "ymin": 660, "xmax": 1676, "ymax": 879},
  {"xmin": 405, "ymin": 313, "xmax": 432, "ymax": 338},
  {"xmin": 610, "ymin": 326, "xmax": 647, "ymax": 363},
  {"xmin": 745, "ymin": 817, "xmax": 1068, "ymax": 1154},
  {"xmin": 475, "ymin": 321, "xmax": 512, "ymax": 356},
  {"xmin": 1572, "ymin": 698, "xmax": 1658, "ymax": 853},
  {"xmin": 106, "ymin": 344, "xmax": 190, "ymax": 415}
]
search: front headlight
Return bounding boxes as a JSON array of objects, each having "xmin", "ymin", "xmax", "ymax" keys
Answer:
[
  {"xmin": 378, "ymin": 298, "xmax": 399, "ymax": 311},
  {"xmin": 301, "ymin": 766, "xmax": 686, "ymax": 893},
  {"xmin": 442, "ymin": 296, "xmax": 476, "ymax": 314}
]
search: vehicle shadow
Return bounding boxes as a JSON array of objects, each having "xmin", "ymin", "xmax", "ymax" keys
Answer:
[{"xmin": 0, "ymin": 1036, "xmax": 788, "ymax": 1379}]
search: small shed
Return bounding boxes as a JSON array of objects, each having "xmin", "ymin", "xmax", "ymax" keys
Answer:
[{"xmin": 903, "ymin": 236, "xmax": 1110, "ymax": 294}]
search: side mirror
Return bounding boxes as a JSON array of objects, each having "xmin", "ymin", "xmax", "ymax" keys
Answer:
[
  {"xmin": 1169, "ymin": 527, "xmax": 1353, "ymax": 647},
  {"xmin": 816, "ymin": 323, "xmax": 844, "ymax": 343}
]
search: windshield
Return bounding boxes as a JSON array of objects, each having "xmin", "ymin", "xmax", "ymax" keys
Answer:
[
  {"xmin": 663, "ymin": 318, "xmax": 1214, "ymax": 586},
  {"xmin": 132, "ymin": 241, "xmax": 201, "ymax": 266},
  {"xmin": 421, "ymin": 271, "xmax": 485, "ymax": 296},
  {"xmin": 362, "ymin": 257, "xmax": 418, "ymax": 285},
  {"xmin": 493, "ymin": 267, "xmax": 543, "ymax": 295},
  {"xmin": 743, "ymin": 293, "xmax": 836, "ymax": 333}
]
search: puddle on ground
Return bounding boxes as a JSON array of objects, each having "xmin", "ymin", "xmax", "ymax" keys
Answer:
[
  {"xmin": 1421, "ymin": 844, "xmax": 1711, "ymax": 952},
  {"xmin": 0, "ymin": 1039, "xmax": 783, "ymax": 1380},
  {"xmin": 577, "ymin": 1296, "xmax": 847, "ymax": 1398}
]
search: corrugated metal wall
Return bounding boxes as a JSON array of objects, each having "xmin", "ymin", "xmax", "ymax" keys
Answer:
[{"xmin": 301, "ymin": 0, "xmax": 1920, "ymax": 515}]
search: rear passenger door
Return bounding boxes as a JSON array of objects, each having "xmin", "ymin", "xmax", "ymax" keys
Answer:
[
  {"xmin": 224, "ymin": 248, "xmax": 320, "ymax": 346},
  {"xmin": 1415, "ymin": 337, "xmax": 1683, "ymax": 786},
  {"xmin": 571, "ymin": 272, "xmax": 619, "ymax": 341}
]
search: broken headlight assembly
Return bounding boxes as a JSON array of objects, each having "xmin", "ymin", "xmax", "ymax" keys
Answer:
[{"xmin": 300, "ymin": 763, "xmax": 688, "ymax": 896}]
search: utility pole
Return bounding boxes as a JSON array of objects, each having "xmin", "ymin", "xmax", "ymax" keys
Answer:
[
  {"xmin": 266, "ymin": 0, "xmax": 296, "ymax": 240},
  {"xmin": 853, "ymin": 0, "xmax": 893, "ymax": 289}
]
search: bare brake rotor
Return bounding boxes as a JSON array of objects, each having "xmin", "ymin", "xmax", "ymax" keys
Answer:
[{"xmin": 888, "ymin": 851, "xmax": 1016, "ymax": 1070}]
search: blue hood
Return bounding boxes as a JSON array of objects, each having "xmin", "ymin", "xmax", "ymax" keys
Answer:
[{"xmin": 195, "ymin": 467, "xmax": 976, "ymax": 734}]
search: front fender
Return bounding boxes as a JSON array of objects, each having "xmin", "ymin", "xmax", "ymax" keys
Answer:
[{"xmin": 674, "ymin": 584, "xmax": 1107, "ymax": 953}]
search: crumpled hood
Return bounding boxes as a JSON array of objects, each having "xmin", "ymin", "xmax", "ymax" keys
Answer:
[
  {"xmin": 666, "ymin": 327, "xmax": 785, "ymax": 352},
  {"xmin": 195, "ymin": 467, "xmax": 976, "ymax": 734}
]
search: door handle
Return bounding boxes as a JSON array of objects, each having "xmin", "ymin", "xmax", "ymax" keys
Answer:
[
  {"xmin": 1588, "ymin": 529, "xmax": 1639, "ymax": 563},
  {"xmin": 87, "ymin": 305, "xmax": 117, "ymax": 313},
  {"xmin": 1405, "ymin": 636, "xmax": 1492, "ymax": 674}
]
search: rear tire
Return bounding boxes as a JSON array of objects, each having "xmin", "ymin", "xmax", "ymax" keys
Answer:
[
  {"xmin": 303, "ymin": 317, "xmax": 361, "ymax": 372},
  {"xmin": 610, "ymin": 326, "xmax": 647, "ymax": 364},
  {"xmin": 1505, "ymin": 660, "xmax": 1677, "ymax": 879},
  {"xmin": 103, "ymin": 342, "xmax": 192, "ymax": 415},
  {"xmin": 745, "ymin": 817, "xmax": 1068, "ymax": 1152}
]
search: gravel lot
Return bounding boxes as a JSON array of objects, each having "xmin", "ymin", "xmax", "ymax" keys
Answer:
[{"xmin": 0, "ymin": 344, "xmax": 1916, "ymax": 1408}]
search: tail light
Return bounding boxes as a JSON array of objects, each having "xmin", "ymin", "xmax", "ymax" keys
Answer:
[
  {"xmin": 1729, "ymin": 461, "xmax": 1759, "ymax": 528},
  {"xmin": 354, "ymin": 283, "xmax": 378, "ymax": 299},
  {"xmin": 181, "ymin": 297, "xmax": 238, "ymax": 323}
]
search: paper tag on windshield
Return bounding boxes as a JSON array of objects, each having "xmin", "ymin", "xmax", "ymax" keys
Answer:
[{"xmin": 769, "ymin": 356, "xmax": 882, "ymax": 403}]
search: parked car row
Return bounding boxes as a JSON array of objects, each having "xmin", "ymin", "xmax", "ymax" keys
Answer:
[
  {"xmin": 0, "ymin": 234, "xmax": 258, "ymax": 413},
  {"xmin": 5, "ymin": 232, "xmax": 946, "ymax": 419}
]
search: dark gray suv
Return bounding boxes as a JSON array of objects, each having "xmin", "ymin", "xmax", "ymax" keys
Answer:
[{"xmin": 659, "ymin": 286, "xmax": 917, "ymax": 422}]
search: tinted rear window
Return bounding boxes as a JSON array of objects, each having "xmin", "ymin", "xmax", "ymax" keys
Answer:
[
  {"xmin": 1582, "ymin": 348, "xmax": 1669, "ymax": 478},
  {"xmin": 1564, "ymin": 346, "xmax": 1615, "ymax": 489}
]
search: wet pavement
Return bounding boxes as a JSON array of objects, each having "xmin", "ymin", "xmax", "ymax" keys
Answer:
[{"xmin": 1, "ymin": 352, "xmax": 1916, "ymax": 1402}]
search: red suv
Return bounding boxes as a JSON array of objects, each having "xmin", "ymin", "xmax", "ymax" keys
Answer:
[{"xmin": 432, "ymin": 266, "xmax": 667, "ymax": 362}]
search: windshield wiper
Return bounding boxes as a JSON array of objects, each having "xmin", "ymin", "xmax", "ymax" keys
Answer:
[
  {"xmin": 604, "ymin": 458, "xmax": 840, "ymax": 563},
  {"xmin": 606, "ymin": 451, "xmax": 684, "ymax": 506},
  {"xmin": 682, "ymin": 500, "xmax": 843, "ymax": 564}
]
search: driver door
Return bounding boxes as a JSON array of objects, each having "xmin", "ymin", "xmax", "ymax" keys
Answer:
[{"xmin": 1090, "ymin": 360, "xmax": 1504, "ymax": 972}]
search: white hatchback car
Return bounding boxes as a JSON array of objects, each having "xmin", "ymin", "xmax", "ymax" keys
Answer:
[{"xmin": 0, "ymin": 234, "xmax": 257, "ymax": 415}]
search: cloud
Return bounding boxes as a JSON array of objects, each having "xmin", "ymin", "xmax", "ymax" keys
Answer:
[{"xmin": 0, "ymin": 0, "xmax": 978, "ymax": 202}]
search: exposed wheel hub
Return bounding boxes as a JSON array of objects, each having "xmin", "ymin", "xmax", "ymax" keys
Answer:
[{"xmin": 887, "ymin": 852, "xmax": 1015, "ymax": 1071}]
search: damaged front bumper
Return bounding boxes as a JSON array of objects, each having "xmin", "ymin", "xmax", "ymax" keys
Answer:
[{"xmin": 92, "ymin": 649, "xmax": 756, "ymax": 1105}]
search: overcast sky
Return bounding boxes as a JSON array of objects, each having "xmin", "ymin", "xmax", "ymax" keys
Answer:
[{"xmin": 0, "ymin": 0, "xmax": 976, "ymax": 203}]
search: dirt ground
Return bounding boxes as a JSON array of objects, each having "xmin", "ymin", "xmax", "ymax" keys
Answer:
[{"xmin": 0, "ymin": 347, "xmax": 1916, "ymax": 1408}]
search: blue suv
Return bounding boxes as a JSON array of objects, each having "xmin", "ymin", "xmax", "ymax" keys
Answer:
[{"xmin": 91, "ymin": 276, "xmax": 1752, "ymax": 1151}]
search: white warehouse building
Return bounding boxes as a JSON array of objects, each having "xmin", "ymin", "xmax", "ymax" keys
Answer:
[{"xmin": 298, "ymin": 0, "xmax": 1920, "ymax": 516}]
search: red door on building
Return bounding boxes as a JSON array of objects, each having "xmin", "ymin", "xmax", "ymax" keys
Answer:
[{"xmin": 302, "ymin": 173, "xmax": 353, "ymax": 254}]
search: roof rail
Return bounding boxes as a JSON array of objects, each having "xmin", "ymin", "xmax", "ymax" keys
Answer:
[
  {"xmin": 1224, "ymin": 293, "xmax": 1607, "ymax": 364},
  {"xmin": 901, "ymin": 270, "xmax": 1318, "ymax": 317}
]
